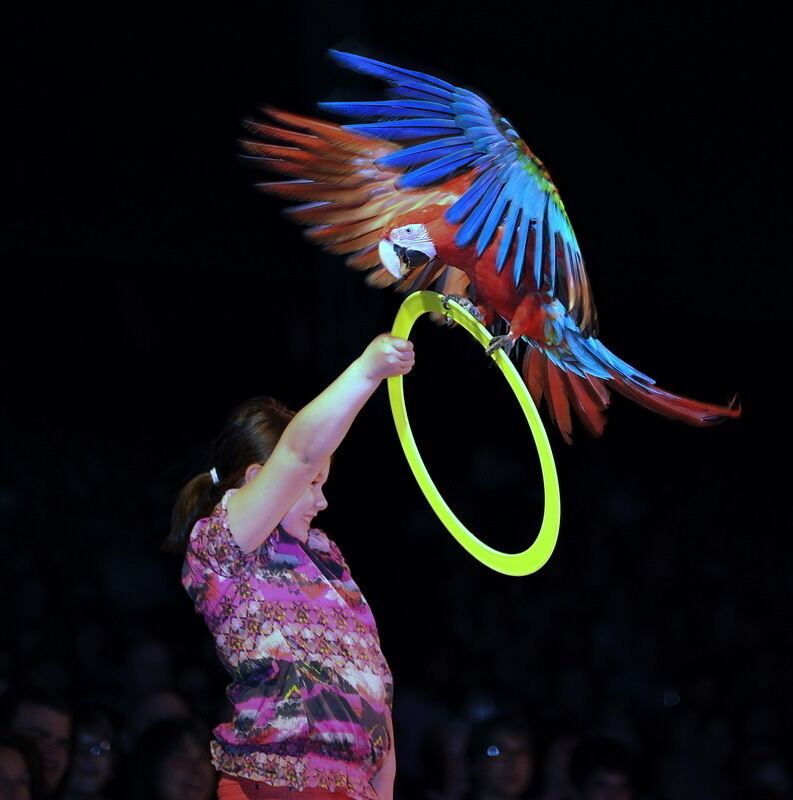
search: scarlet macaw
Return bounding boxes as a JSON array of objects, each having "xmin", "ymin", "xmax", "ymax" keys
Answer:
[{"xmin": 242, "ymin": 50, "xmax": 739, "ymax": 443}]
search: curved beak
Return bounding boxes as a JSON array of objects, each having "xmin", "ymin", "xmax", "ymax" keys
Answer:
[{"xmin": 378, "ymin": 239, "xmax": 434, "ymax": 278}]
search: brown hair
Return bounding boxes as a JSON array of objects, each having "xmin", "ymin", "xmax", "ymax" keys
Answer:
[{"xmin": 163, "ymin": 395, "xmax": 295, "ymax": 554}]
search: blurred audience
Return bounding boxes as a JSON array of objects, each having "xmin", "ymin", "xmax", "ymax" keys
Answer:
[
  {"xmin": 535, "ymin": 722, "xmax": 579, "ymax": 800},
  {"xmin": 0, "ymin": 732, "xmax": 39, "ymax": 800},
  {"xmin": 125, "ymin": 717, "xmax": 215, "ymax": 800},
  {"xmin": 569, "ymin": 738, "xmax": 636, "ymax": 800},
  {"xmin": 59, "ymin": 705, "xmax": 118, "ymax": 800},
  {"xmin": 464, "ymin": 715, "xmax": 535, "ymax": 800},
  {"xmin": 0, "ymin": 690, "xmax": 71, "ymax": 797},
  {"xmin": 0, "ymin": 425, "xmax": 786, "ymax": 800}
]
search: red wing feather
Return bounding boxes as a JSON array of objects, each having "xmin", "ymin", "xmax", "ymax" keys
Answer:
[
  {"xmin": 564, "ymin": 372, "xmax": 608, "ymax": 437},
  {"xmin": 243, "ymin": 108, "xmax": 464, "ymax": 292},
  {"xmin": 521, "ymin": 347, "xmax": 545, "ymax": 410},
  {"xmin": 545, "ymin": 357, "xmax": 574, "ymax": 444}
]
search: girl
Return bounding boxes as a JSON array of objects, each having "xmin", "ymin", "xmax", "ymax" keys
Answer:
[{"xmin": 165, "ymin": 334, "xmax": 414, "ymax": 800}]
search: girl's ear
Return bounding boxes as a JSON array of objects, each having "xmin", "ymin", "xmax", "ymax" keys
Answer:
[{"xmin": 244, "ymin": 463, "xmax": 262, "ymax": 485}]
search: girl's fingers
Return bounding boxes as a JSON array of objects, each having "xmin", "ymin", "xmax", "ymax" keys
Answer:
[
  {"xmin": 387, "ymin": 345, "xmax": 413, "ymax": 360},
  {"xmin": 390, "ymin": 337, "xmax": 413, "ymax": 351}
]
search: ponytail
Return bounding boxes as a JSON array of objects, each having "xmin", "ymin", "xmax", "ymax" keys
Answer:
[
  {"xmin": 162, "ymin": 472, "xmax": 220, "ymax": 553},
  {"xmin": 163, "ymin": 395, "xmax": 295, "ymax": 555}
]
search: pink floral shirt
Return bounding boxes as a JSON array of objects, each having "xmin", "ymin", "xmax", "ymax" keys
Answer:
[{"xmin": 182, "ymin": 490, "xmax": 393, "ymax": 800}]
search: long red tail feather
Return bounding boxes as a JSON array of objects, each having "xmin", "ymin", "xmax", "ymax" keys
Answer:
[{"xmin": 521, "ymin": 347, "xmax": 740, "ymax": 443}]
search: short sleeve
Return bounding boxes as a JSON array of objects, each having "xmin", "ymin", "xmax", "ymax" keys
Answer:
[{"xmin": 186, "ymin": 489, "xmax": 260, "ymax": 579}]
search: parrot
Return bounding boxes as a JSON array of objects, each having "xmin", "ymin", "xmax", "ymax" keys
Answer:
[{"xmin": 241, "ymin": 50, "xmax": 740, "ymax": 443}]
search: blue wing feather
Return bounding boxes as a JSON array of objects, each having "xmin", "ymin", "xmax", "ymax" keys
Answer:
[
  {"xmin": 456, "ymin": 114, "xmax": 488, "ymax": 130},
  {"xmin": 328, "ymin": 50, "xmax": 456, "ymax": 92},
  {"xmin": 497, "ymin": 198, "xmax": 521, "ymax": 271},
  {"xmin": 451, "ymin": 99, "xmax": 489, "ymax": 116},
  {"xmin": 533, "ymin": 196, "xmax": 549, "ymax": 289},
  {"xmin": 320, "ymin": 100, "xmax": 451, "ymax": 118},
  {"xmin": 476, "ymin": 185, "xmax": 510, "ymax": 256},
  {"xmin": 377, "ymin": 137, "xmax": 471, "ymax": 170},
  {"xmin": 512, "ymin": 212, "xmax": 530, "ymax": 285},
  {"xmin": 346, "ymin": 120, "xmax": 463, "ymax": 140},
  {"xmin": 326, "ymin": 50, "xmax": 597, "ymax": 334},
  {"xmin": 496, "ymin": 172, "xmax": 528, "ymax": 271},
  {"xmin": 543, "ymin": 205, "xmax": 556, "ymax": 290},
  {"xmin": 455, "ymin": 177, "xmax": 504, "ymax": 247},
  {"xmin": 397, "ymin": 149, "xmax": 479, "ymax": 188},
  {"xmin": 387, "ymin": 86, "xmax": 452, "ymax": 103},
  {"xmin": 446, "ymin": 169, "xmax": 500, "ymax": 225}
]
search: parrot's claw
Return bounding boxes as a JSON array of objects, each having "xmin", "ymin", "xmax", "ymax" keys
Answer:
[
  {"xmin": 485, "ymin": 334, "xmax": 517, "ymax": 357},
  {"xmin": 441, "ymin": 295, "xmax": 485, "ymax": 324}
]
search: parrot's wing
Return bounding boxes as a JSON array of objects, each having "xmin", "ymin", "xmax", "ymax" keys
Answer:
[
  {"xmin": 322, "ymin": 50, "xmax": 598, "ymax": 336},
  {"xmin": 241, "ymin": 108, "xmax": 474, "ymax": 299}
]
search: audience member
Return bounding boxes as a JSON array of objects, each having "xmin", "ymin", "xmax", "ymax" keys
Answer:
[
  {"xmin": 464, "ymin": 715, "xmax": 535, "ymax": 800},
  {"xmin": 569, "ymin": 738, "xmax": 636, "ymax": 800},
  {"xmin": 0, "ymin": 732, "xmax": 38, "ymax": 800},
  {"xmin": 126, "ymin": 717, "xmax": 215, "ymax": 800},
  {"xmin": 59, "ymin": 705, "xmax": 118, "ymax": 800},
  {"xmin": 535, "ymin": 722, "xmax": 579, "ymax": 800},
  {"xmin": 0, "ymin": 690, "xmax": 71, "ymax": 798}
]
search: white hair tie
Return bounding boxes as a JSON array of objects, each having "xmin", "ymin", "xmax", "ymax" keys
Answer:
[{"xmin": 209, "ymin": 467, "xmax": 221, "ymax": 485}]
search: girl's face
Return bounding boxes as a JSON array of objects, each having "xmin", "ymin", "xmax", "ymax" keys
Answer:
[{"xmin": 280, "ymin": 460, "xmax": 330, "ymax": 540}]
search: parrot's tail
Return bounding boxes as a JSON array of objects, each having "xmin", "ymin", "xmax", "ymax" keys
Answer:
[{"xmin": 520, "ymin": 334, "xmax": 740, "ymax": 444}]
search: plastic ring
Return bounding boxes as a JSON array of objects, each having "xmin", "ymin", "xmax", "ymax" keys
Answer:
[{"xmin": 388, "ymin": 291, "xmax": 561, "ymax": 576}]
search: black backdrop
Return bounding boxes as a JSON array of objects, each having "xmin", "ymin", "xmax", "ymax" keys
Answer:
[{"xmin": 3, "ymin": 0, "xmax": 789, "ymax": 778}]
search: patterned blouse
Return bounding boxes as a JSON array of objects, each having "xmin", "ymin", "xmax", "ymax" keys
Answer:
[{"xmin": 182, "ymin": 490, "xmax": 393, "ymax": 800}]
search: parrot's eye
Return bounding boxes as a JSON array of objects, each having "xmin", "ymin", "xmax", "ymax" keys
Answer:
[{"xmin": 404, "ymin": 227, "xmax": 413, "ymax": 234}]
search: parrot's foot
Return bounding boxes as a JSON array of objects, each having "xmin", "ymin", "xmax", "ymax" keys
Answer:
[
  {"xmin": 485, "ymin": 334, "xmax": 518, "ymax": 357},
  {"xmin": 441, "ymin": 295, "xmax": 485, "ymax": 324}
]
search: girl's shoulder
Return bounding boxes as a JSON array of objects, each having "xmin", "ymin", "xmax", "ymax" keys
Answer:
[{"xmin": 186, "ymin": 488, "xmax": 261, "ymax": 577}]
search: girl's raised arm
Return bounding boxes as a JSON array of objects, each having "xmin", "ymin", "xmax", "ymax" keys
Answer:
[{"xmin": 227, "ymin": 334, "xmax": 414, "ymax": 552}]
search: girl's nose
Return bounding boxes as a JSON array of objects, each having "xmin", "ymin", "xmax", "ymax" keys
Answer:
[{"xmin": 316, "ymin": 488, "xmax": 328, "ymax": 510}]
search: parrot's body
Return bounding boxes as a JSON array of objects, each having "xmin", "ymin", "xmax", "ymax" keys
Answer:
[{"xmin": 243, "ymin": 51, "xmax": 739, "ymax": 442}]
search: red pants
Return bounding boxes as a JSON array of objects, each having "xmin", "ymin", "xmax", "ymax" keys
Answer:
[{"xmin": 217, "ymin": 774, "xmax": 353, "ymax": 800}]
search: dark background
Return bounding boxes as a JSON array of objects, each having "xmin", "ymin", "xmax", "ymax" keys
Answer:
[{"xmin": 2, "ymin": 0, "xmax": 789, "ymax": 793}]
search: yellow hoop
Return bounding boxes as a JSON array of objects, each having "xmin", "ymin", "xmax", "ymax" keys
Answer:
[{"xmin": 387, "ymin": 291, "xmax": 561, "ymax": 576}]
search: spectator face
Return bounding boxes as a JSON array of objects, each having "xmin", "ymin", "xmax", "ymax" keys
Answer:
[
  {"xmin": 65, "ymin": 725, "xmax": 115, "ymax": 795},
  {"xmin": 129, "ymin": 690, "xmax": 190, "ymax": 743},
  {"xmin": 11, "ymin": 702, "xmax": 70, "ymax": 795},
  {"xmin": 544, "ymin": 734, "xmax": 578, "ymax": 794},
  {"xmin": 157, "ymin": 734, "xmax": 214, "ymax": 800},
  {"xmin": 475, "ymin": 729, "xmax": 533, "ymax": 798},
  {"xmin": 0, "ymin": 746, "xmax": 32, "ymax": 800},
  {"xmin": 581, "ymin": 769, "xmax": 633, "ymax": 800}
]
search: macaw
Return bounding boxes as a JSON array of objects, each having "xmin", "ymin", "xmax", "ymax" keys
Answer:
[{"xmin": 241, "ymin": 50, "xmax": 739, "ymax": 443}]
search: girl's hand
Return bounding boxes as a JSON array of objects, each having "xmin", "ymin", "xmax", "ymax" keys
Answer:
[
  {"xmin": 358, "ymin": 334, "xmax": 415, "ymax": 381},
  {"xmin": 227, "ymin": 337, "xmax": 413, "ymax": 553}
]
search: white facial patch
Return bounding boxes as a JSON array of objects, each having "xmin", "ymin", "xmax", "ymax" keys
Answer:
[
  {"xmin": 379, "ymin": 239, "xmax": 403, "ymax": 278},
  {"xmin": 391, "ymin": 224, "xmax": 435, "ymax": 254},
  {"xmin": 379, "ymin": 224, "xmax": 437, "ymax": 278}
]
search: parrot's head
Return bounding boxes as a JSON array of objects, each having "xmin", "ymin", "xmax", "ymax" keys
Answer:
[{"xmin": 378, "ymin": 221, "xmax": 437, "ymax": 279}]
